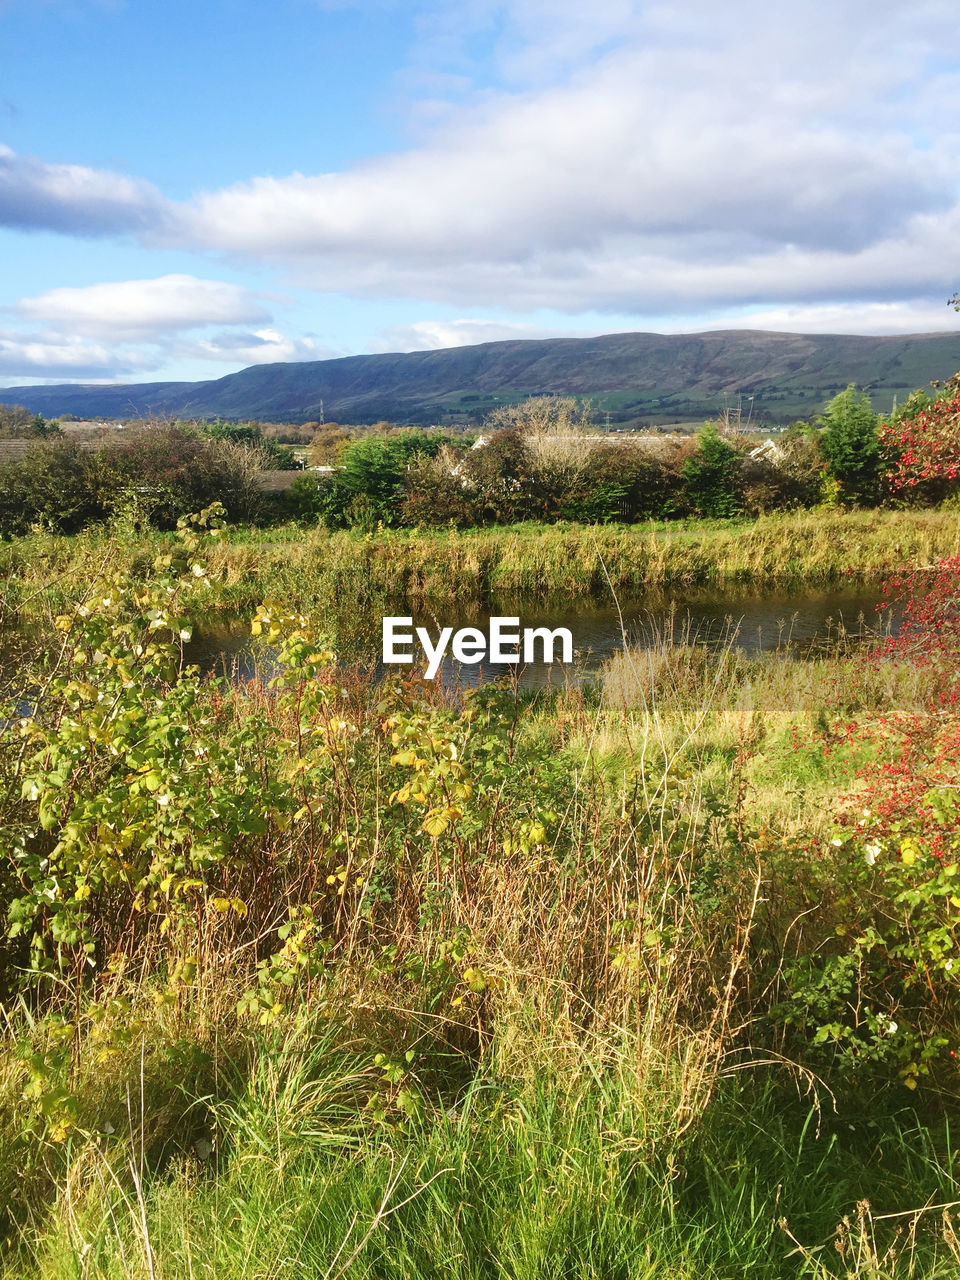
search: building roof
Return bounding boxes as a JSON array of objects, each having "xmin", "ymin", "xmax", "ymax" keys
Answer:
[
  {"xmin": 0, "ymin": 440, "xmax": 35, "ymax": 464},
  {"xmin": 0, "ymin": 436, "xmax": 105, "ymax": 465},
  {"xmin": 254, "ymin": 470, "xmax": 304, "ymax": 492}
]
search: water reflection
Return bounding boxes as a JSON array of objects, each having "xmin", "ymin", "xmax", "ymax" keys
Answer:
[{"xmin": 184, "ymin": 584, "xmax": 897, "ymax": 691}]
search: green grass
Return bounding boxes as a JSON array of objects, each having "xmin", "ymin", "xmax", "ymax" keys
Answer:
[
  {"xmin": 4, "ymin": 514, "xmax": 960, "ymax": 1277},
  {"xmin": 2, "ymin": 508, "xmax": 959, "ymax": 620},
  {"xmin": 0, "ymin": 632, "xmax": 955, "ymax": 1278},
  {"xmin": 6, "ymin": 1017, "xmax": 960, "ymax": 1280}
]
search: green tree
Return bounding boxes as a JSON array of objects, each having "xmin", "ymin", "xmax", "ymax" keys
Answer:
[
  {"xmin": 0, "ymin": 441, "xmax": 117, "ymax": 535},
  {"xmin": 200, "ymin": 418, "xmax": 297, "ymax": 468},
  {"xmin": 200, "ymin": 418, "xmax": 262, "ymax": 445},
  {"xmin": 818, "ymin": 384, "xmax": 880, "ymax": 505},
  {"xmin": 400, "ymin": 445, "xmax": 479, "ymax": 528},
  {"xmin": 682, "ymin": 423, "xmax": 741, "ymax": 517},
  {"xmin": 559, "ymin": 448, "xmax": 670, "ymax": 523},
  {"xmin": 0, "ymin": 403, "xmax": 61, "ymax": 439},
  {"xmin": 339, "ymin": 431, "xmax": 444, "ymax": 524},
  {"xmin": 283, "ymin": 471, "xmax": 354, "ymax": 528}
]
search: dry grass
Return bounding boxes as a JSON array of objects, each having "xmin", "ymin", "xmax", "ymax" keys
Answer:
[{"xmin": 3, "ymin": 509, "xmax": 960, "ymax": 619}]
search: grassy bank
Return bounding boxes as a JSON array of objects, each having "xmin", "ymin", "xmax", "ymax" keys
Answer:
[
  {"xmin": 5, "ymin": 1007, "xmax": 960, "ymax": 1279},
  {"xmin": 2, "ymin": 517, "xmax": 960, "ymax": 1276},
  {"xmin": 2, "ymin": 508, "xmax": 959, "ymax": 619},
  {"xmin": 2, "ymin": 626, "xmax": 959, "ymax": 1277}
]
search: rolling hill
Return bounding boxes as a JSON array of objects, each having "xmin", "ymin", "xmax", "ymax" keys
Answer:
[{"xmin": 3, "ymin": 328, "xmax": 960, "ymax": 426}]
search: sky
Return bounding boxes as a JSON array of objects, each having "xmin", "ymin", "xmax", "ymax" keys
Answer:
[{"xmin": 0, "ymin": 0, "xmax": 959, "ymax": 387}]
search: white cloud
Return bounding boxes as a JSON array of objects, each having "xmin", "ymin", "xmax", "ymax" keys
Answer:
[
  {"xmin": 175, "ymin": 329, "xmax": 336, "ymax": 365},
  {"xmin": 2, "ymin": 0, "xmax": 960, "ymax": 352},
  {"xmin": 0, "ymin": 329, "xmax": 151, "ymax": 378},
  {"xmin": 15, "ymin": 274, "xmax": 274, "ymax": 339},
  {"xmin": 706, "ymin": 300, "xmax": 960, "ymax": 337},
  {"xmin": 0, "ymin": 276, "xmax": 324, "ymax": 381},
  {"xmin": 180, "ymin": 73, "xmax": 944, "ymax": 266},
  {"xmin": 216, "ymin": 212, "xmax": 958, "ymax": 320},
  {"xmin": 0, "ymin": 144, "xmax": 166, "ymax": 236},
  {"xmin": 166, "ymin": 0, "xmax": 960, "ymax": 319},
  {"xmin": 372, "ymin": 301, "xmax": 960, "ymax": 352}
]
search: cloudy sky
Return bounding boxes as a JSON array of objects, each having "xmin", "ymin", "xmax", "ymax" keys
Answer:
[{"xmin": 1, "ymin": 0, "xmax": 958, "ymax": 386}]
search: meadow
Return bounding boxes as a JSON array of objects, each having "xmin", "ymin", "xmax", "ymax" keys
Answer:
[{"xmin": 1, "ymin": 509, "xmax": 960, "ymax": 1277}]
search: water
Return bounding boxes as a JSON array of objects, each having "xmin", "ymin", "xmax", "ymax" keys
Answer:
[{"xmin": 186, "ymin": 584, "xmax": 895, "ymax": 690}]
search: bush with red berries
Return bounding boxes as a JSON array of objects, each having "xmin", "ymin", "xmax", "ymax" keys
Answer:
[
  {"xmin": 879, "ymin": 375, "xmax": 960, "ymax": 504},
  {"xmin": 778, "ymin": 555, "xmax": 960, "ymax": 1090}
]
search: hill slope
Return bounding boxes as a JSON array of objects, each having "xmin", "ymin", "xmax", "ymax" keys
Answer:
[{"xmin": 4, "ymin": 329, "xmax": 960, "ymax": 425}]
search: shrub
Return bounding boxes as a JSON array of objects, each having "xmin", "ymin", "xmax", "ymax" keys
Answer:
[
  {"xmin": 200, "ymin": 418, "xmax": 299, "ymax": 468},
  {"xmin": 559, "ymin": 446, "xmax": 674, "ymax": 522},
  {"xmin": 307, "ymin": 424, "xmax": 349, "ymax": 464},
  {"xmin": 737, "ymin": 428, "xmax": 822, "ymax": 514},
  {"xmin": 492, "ymin": 397, "xmax": 592, "ymax": 496},
  {"xmin": 778, "ymin": 557, "xmax": 960, "ymax": 1088},
  {"xmin": 0, "ymin": 403, "xmax": 59, "ymax": 439},
  {"xmin": 0, "ymin": 441, "xmax": 113, "ymax": 535},
  {"xmin": 284, "ymin": 471, "xmax": 354, "ymax": 528},
  {"xmin": 339, "ymin": 431, "xmax": 445, "ymax": 525},
  {"xmin": 262, "ymin": 421, "xmax": 316, "ymax": 445},
  {"xmin": 818, "ymin": 385, "xmax": 881, "ymax": 506},
  {"xmin": 102, "ymin": 423, "xmax": 268, "ymax": 526},
  {"xmin": 0, "ymin": 423, "xmax": 273, "ymax": 536},
  {"xmin": 682, "ymin": 423, "xmax": 742, "ymax": 517},
  {"xmin": 878, "ymin": 375, "xmax": 960, "ymax": 505},
  {"xmin": 401, "ymin": 447, "xmax": 481, "ymax": 528}
]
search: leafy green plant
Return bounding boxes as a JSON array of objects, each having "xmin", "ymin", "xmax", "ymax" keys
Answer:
[
  {"xmin": 339, "ymin": 431, "xmax": 446, "ymax": 526},
  {"xmin": 3, "ymin": 505, "xmax": 292, "ymax": 986},
  {"xmin": 818, "ymin": 385, "xmax": 881, "ymax": 506},
  {"xmin": 682, "ymin": 423, "xmax": 742, "ymax": 517}
]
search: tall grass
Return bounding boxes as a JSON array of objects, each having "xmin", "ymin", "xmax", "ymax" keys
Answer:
[
  {"xmin": 2, "ymin": 508, "xmax": 959, "ymax": 617},
  {"xmin": 3, "ymin": 520, "xmax": 960, "ymax": 1276},
  {"xmin": 7, "ymin": 1017, "xmax": 960, "ymax": 1279}
]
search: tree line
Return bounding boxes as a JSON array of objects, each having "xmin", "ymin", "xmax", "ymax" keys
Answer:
[
  {"xmin": 288, "ymin": 382, "xmax": 953, "ymax": 529},
  {"xmin": 0, "ymin": 378, "xmax": 956, "ymax": 536}
]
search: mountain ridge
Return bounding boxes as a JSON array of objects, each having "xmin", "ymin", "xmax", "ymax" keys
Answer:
[{"xmin": 4, "ymin": 328, "xmax": 959, "ymax": 425}]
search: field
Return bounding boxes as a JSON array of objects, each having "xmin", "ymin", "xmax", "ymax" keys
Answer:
[{"xmin": 1, "ymin": 509, "xmax": 960, "ymax": 1277}]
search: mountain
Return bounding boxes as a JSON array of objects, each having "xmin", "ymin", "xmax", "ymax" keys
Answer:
[{"xmin": 4, "ymin": 329, "xmax": 960, "ymax": 426}]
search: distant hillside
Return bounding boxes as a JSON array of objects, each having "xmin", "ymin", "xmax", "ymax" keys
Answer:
[{"xmin": 4, "ymin": 329, "xmax": 960, "ymax": 426}]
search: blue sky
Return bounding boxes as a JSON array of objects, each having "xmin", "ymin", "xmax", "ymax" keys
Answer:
[{"xmin": 1, "ymin": 0, "xmax": 959, "ymax": 386}]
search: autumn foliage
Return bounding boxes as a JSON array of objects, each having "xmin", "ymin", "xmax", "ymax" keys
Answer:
[
  {"xmin": 794, "ymin": 555, "xmax": 960, "ymax": 1086},
  {"xmin": 879, "ymin": 375, "xmax": 960, "ymax": 503}
]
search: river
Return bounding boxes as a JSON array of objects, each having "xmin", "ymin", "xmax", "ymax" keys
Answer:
[{"xmin": 185, "ymin": 583, "xmax": 896, "ymax": 690}]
